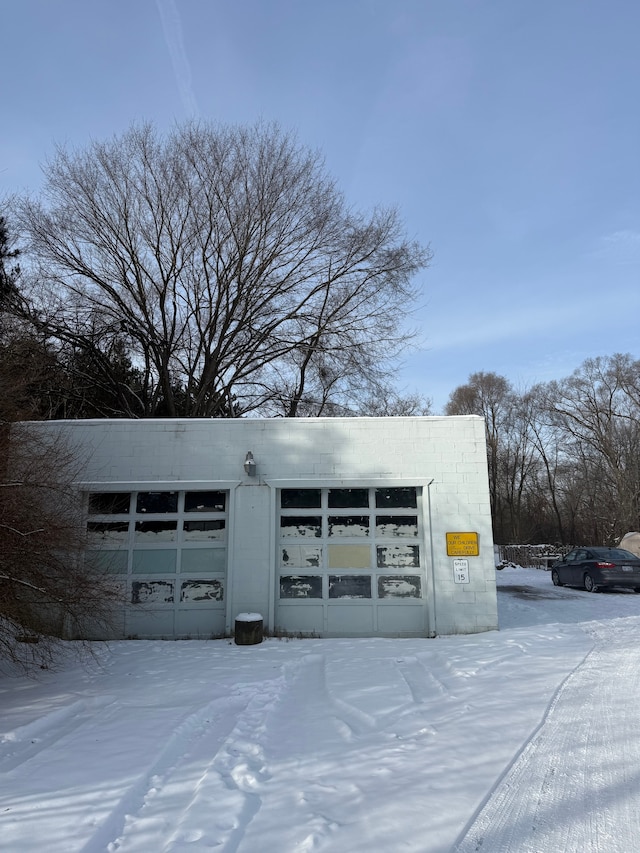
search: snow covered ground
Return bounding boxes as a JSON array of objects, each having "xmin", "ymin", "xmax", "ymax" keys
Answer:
[{"xmin": 2, "ymin": 566, "xmax": 640, "ymax": 852}]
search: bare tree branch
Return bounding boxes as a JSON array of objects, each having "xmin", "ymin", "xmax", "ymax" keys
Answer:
[
  {"xmin": 1, "ymin": 424, "xmax": 124, "ymax": 672},
  {"xmin": 13, "ymin": 121, "xmax": 430, "ymax": 417}
]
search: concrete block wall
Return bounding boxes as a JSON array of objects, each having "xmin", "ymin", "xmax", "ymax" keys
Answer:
[{"xmin": 19, "ymin": 416, "xmax": 498, "ymax": 637}]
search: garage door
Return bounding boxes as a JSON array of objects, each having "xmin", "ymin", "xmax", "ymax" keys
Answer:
[
  {"xmin": 86, "ymin": 489, "xmax": 228, "ymax": 638},
  {"xmin": 275, "ymin": 486, "xmax": 427, "ymax": 637}
]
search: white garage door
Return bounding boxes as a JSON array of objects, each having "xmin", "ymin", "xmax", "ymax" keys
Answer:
[
  {"xmin": 275, "ymin": 486, "xmax": 428, "ymax": 637},
  {"xmin": 86, "ymin": 489, "xmax": 228, "ymax": 638}
]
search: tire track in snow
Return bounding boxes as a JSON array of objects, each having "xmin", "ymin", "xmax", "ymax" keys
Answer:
[
  {"xmin": 0, "ymin": 695, "xmax": 116, "ymax": 771},
  {"xmin": 174, "ymin": 654, "xmax": 351, "ymax": 852},
  {"xmin": 237, "ymin": 653, "xmax": 365, "ymax": 853},
  {"xmin": 89, "ymin": 656, "xmax": 343, "ymax": 853},
  {"xmin": 396, "ymin": 656, "xmax": 448, "ymax": 704},
  {"xmin": 79, "ymin": 691, "xmax": 254, "ymax": 853},
  {"xmin": 170, "ymin": 653, "xmax": 371, "ymax": 853},
  {"xmin": 103, "ymin": 674, "xmax": 288, "ymax": 853},
  {"xmin": 453, "ymin": 620, "xmax": 640, "ymax": 853}
]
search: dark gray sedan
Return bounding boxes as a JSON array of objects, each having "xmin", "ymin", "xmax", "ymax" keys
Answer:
[{"xmin": 551, "ymin": 547, "xmax": 640, "ymax": 592}]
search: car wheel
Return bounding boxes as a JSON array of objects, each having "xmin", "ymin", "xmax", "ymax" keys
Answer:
[
  {"xmin": 551, "ymin": 569, "xmax": 563, "ymax": 587},
  {"xmin": 584, "ymin": 573, "xmax": 599, "ymax": 593}
]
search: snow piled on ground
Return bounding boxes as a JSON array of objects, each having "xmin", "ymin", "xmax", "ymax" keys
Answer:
[{"xmin": 2, "ymin": 567, "xmax": 640, "ymax": 852}]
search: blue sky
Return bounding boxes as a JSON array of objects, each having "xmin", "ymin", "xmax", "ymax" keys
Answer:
[{"xmin": 2, "ymin": 0, "xmax": 639, "ymax": 412}]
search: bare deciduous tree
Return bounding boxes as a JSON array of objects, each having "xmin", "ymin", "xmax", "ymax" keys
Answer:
[
  {"xmin": 0, "ymin": 212, "xmax": 21, "ymax": 306},
  {"xmin": 1, "ymin": 424, "xmax": 122, "ymax": 672},
  {"xmin": 445, "ymin": 371, "xmax": 517, "ymax": 538},
  {"xmin": 14, "ymin": 122, "xmax": 430, "ymax": 418},
  {"xmin": 544, "ymin": 354, "xmax": 640, "ymax": 543},
  {"xmin": 0, "ymin": 211, "xmax": 55, "ymax": 422},
  {"xmin": 445, "ymin": 356, "xmax": 640, "ymax": 547}
]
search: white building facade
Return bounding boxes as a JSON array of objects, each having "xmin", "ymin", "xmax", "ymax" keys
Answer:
[{"xmin": 27, "ymin": 416, "xmax": 498, "ymax": 639}]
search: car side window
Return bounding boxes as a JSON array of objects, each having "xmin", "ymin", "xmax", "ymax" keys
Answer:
[
  {"xmin": 574, "ymin": 550, "xmax": 587, "ymax": 561},
  {"xmin": 565, "ymin": 551, "xmax": 576, "ymax": 562}
]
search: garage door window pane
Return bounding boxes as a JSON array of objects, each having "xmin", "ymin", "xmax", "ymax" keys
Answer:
[
  {"xmin": 328, "ymin": 544, "xmax": 371, "ymax": 568},
  {"xmin": 375, "ymin": 516, "xmax": 418, "ymax": 538},
  {"xmin": 136, "ymin": 492, "xmax": 178, "ymax": 513},
  {"xmin": 131, "ymin": 580, "xmax": 174, "ymax": 604},
  {"xmin": 280, "ymin": 516, "xmax": 322, "ymax": 538},
  {"xmin": 88, "ymin": 492, "xmax": 131, "ymax": 514},
  {"xmin": 377, "ymin": 545, "xmax": 420, "ymax": 568},
  {"xmin": 328, "ymin": 516, "xmax": 369, "ymax": 537},
  {"xmin": 181, "ymin": 548, "xmax": 226, "ymax": 573},
  {"xmin": 281, "ymin": 545, "xmax": 322, "ymax": 568},
  {"xmin": 132, "ymin": 550, "xmax": 177, "ymax": 573},
  {"xmin": 183, "ymin": 520, "xmax": 225, "ymax": 541},
  {"xmin": 375, "ymin": 488, "xmax": 417, "ymax": 509},
  {"xmin": 180, "ymin": 579, "xmax": 223, "ymax": 602},
  {"xmin": 329, "ymin": 575, "xmax": 372, "ymax": 598},
  {"xmin": 87, "ymin": 521, "xmax": 129, "ymax": 542},
  {"xmin": 280, "ymin": 575, "xmax": 323, "ymax": 598},
  {"xmin": 86, "ymin": 550, "xmax": 128, "ymax": 574},
  {"xmin": 378, "ymin": 575, "xmax": 422, "ymax": 598},
  {"xmin": 184, "ymin": 491, "xmax": 226, "ymax": 512},
  {"xmin": 328, "ymin": 489, "xmax": 369, "ymax": 508},
  {"xmin": 281, "ymin": 489, "xmax": 321, "ymax": 508},
  {"xmin": 135, "ymin": 521, "xmax": 177, "ymax": 541}
]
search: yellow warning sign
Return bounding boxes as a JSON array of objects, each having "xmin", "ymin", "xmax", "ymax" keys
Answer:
[{"xmin": 446, "ymin": 532, "xmax": 479, "ymax": 556}]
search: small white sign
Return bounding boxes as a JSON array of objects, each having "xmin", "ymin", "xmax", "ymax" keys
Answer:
[{"xmin": 453, "ymin": 558, "xmax": 470, "ymax": 584}]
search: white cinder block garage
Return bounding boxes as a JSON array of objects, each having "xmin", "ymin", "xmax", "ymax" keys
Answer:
[{"xmin": 26, "ymin": 416, "xmax": 498, "ymax": 639}]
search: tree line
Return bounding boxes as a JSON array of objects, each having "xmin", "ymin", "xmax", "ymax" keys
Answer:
[{"xmin": 445, "ymin": 360, "xmax": 640, "ymax": 546}]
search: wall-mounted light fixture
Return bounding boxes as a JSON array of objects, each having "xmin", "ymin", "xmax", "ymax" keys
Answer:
[{"xmin": 243, "ymin": 450, "xmax": 257, "ymax": 477}]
